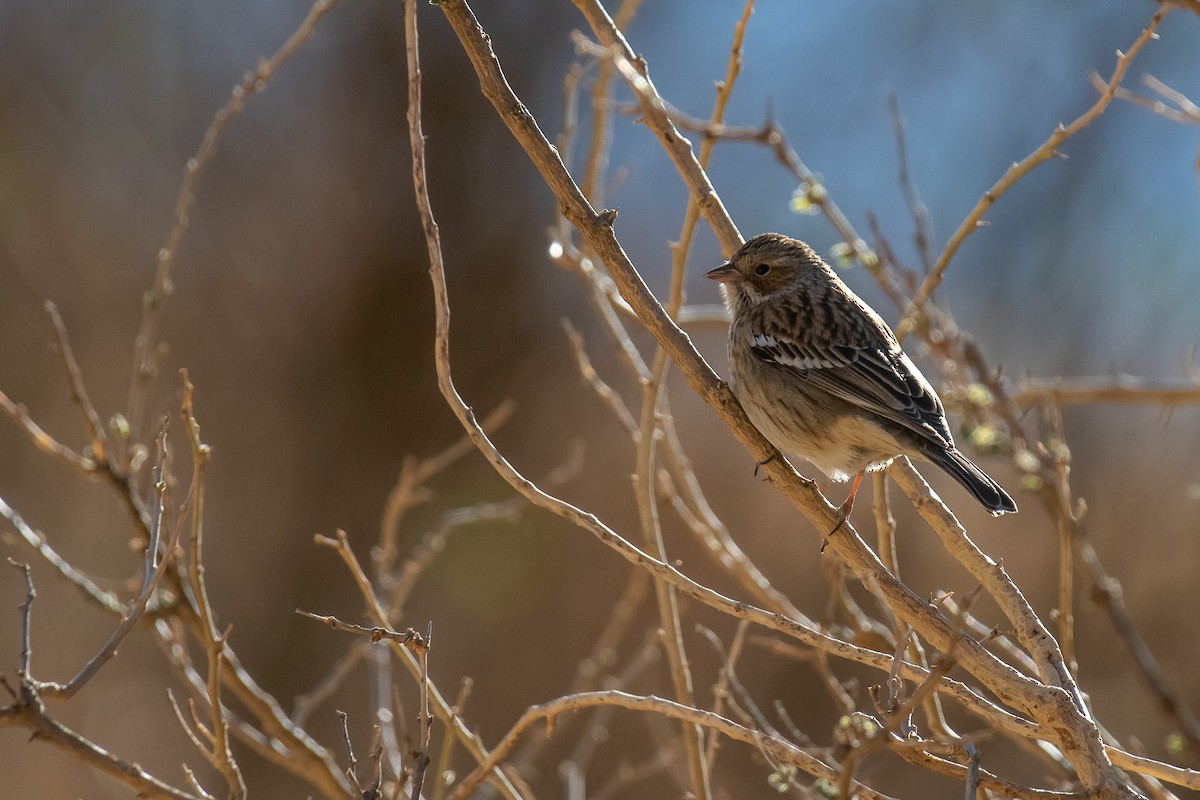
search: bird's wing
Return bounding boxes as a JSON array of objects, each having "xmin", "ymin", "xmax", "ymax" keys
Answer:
[{"xmin": 748, "ymin": 313, "xmax": 955, "ymax": 450}]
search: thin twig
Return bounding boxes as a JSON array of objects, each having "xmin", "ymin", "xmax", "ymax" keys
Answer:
[
  {"xmin": 44, "ymin": 301, "xmax": 110, "ymax": 461},
  {"xmin": 0, "ymin": 494, "xmax": 124, "ymax": 614},
  {"xmin": 376, "ymin": 401, "xmax": 514, "ymax": 579},
  {"xmin": 410, "ymin": 624, "xmax": 434, "ymax": 800},
  {"xmin": 1013, "ymin": 376, "xmax": 1200, "ymax": 408},
  {"xmin": 179, "ymin": 372, "xmax": 245, "ymax": 799},
  {"xmin": 899, "ymin": 7, "xmax": 1169, "ymax": 337},
  {"xmin": 449, "ymin": 691, "xmax": 892, "ymax": 800},
  {"xmin": 124, "ymin": 0, "xmax": 343, "ymax": 455},
  {"xmin": 297, "ymin": 610, "xmax": 429, "ymax": 652}
]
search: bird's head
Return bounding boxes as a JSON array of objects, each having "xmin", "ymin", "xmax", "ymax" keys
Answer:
[{"xmin": 705, "ymin": 233, "xmax": 824, "ymax": 305}]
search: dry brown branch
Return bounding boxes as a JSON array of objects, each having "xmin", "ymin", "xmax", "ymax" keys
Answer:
[
  {"xmin": 566, "ymin": 5, "xmax": 741, "ymax": 253},
  {"xmin": 619, "ymin": 8, "xmax": 760, "ymax": 796},
  {"xmin": 1, "ymin": 699, "xmax": 202, "ymax": 800},
  {"xmin": 641, "ymin": 103, "xmax": 875, "ymax": 268},
  {"xmin": 44, "ymin": 301, "xmax": 109, "ymax": 460},
  {"xmin": 416, "ymin": 71, "xmax": 1039, "ymax": 748},
  {"xmin": 124, "ymin": 0, "xmax": 343, "ymax": 454},
  {"xmin": 162, "ymin": 615, "xmax": 353, "ymax": 797},
  {"xmin": 1047, "ymin": 408, "xmax": 1078, "ymax": 674},
  {"xmin": 35, "ymin": 519, "xmax": 178, "ymax": 699},
  {"xmin": 1013, "ymin": 376, "xmax": 1200, "ymax": 408},
  {"xmin": 703, "ymin": 620, "xmax": 751, "ymax": 775},
  {"xmin": 634, "ymin": 382, "xmax": 706, "ymax": 800},
  {"xmin": 889, "ymin": 457, "xmax": 1082, "ymax": 705},
  {"xmin": 566, "ymin": 306, "xmax": 812, "ymax": 625},
  {"xmin": 899, "ymin": 7, "xmax": 1169, "ymax": 337},
  {"xmin": 17, "ymin": 426, "xmax": 178, "ymax": 703},
  {"xmin": 1, "ymin": 561, "xmax": 201, "ymax": 800},
  {"xmin": 375, "ymin": 400, "xmax": 514, "ymax": 580},
  {"xmin": 428, "ymin": 677, "xmax": 473, "ymax": 800},
  {"xmin": 957, "ymin": 342, "xmax": 1200, "ymax": 760},
  {"xmin": 1108, "ymin": 73, "xmax": 1200, "ymax": 124},
  {"xmin": 579, "ymin": 0, "xmax": 643, "ymax": 206},
  {"xmin": 885, "ymin": 739, "xmax": 1078, "ymax": 800},
  {"xmin": 1104, "ymin": 750, "xmax": 1200, "ymax": 791},
  {"xmin": 0, "ymin": 494, "xmax": 125, "ymax": 614},
  {"xmin": 0, "ymin": 388, "xmax": 94, "ymax": 471},
  {"xmin": 409, "ymin": 625, "xmax": 434, "ymax": 800},
  {"xmin": 556, "ymin": 630, "xmax": 661, "ymax": 792},
  {"xmin": 296, "ymin": 611, "xmax": 429, "ymax": 652},
  {"xmin": 313, "ymin": 529, "xmax": 520, "ymax": 799},
  {"xmin": 8, "ymin": 1, "xmax": 1185, "ymax": 796},
  {"xmin": 1081, "ymin": 524, "xmax": 1200, "ymax": 758},
  {"xmin": 293, "ymin": 645, "xmax": 366, "ymax": 728},
  {"xmin": 179, "ymin": 373, "xmax": 245, "ymax": 799},
  {"xmin": 449, "ymin": 690, "xmax": 892, "ymax": 800}
]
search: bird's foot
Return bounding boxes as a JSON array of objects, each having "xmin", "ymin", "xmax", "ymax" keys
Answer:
[
  {"xmin": 821, "ymin": 507, "xmax": 851, "ymax": 554},
  {"xmin": 754, "ymin": 451, "xmax": 781, "ymax": 478},
  {"xmin": 821, "ymin": 471, "xmax": 863, "ymax": 554}
]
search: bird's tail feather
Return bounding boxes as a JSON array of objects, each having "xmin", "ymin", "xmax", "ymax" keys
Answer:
[{"xmin": 928, "ymin": 448, "xmax": 1018, "ymax": 516}]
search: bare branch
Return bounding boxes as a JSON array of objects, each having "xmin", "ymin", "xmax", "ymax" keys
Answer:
[
  {"xmin": 1014, "ymin": 375, "xmax": 1200, "ymax": 408},
  {"xmin": 449, "ymin": 691, "xmax": 892, "ymax": 800},
  {"xmin": 124, "ymin": 0, "xmax": 344, "ymax": 452},
  {"xmin": 899, "ymin": 7, "xmax": 1169, "ymax": 337},
  {"xmin": 296, "ymin": 610, "xmax": 429, "ymax": 653}
]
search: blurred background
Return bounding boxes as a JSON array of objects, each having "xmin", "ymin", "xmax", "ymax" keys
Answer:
[{"xmin": 1, "ymin": 1, "xmax": 1198, "ymax": 797}]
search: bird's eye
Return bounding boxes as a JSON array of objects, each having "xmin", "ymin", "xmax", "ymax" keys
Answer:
[{"xmin": 754, "ymin": 263, "xmax": 770, "ymax": 276}]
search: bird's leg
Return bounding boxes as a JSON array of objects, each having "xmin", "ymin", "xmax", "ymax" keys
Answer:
[
  {"xmin": 754, "ymin": 451, "xmax": 781, "ymax": 478},
  {"xmin": 822, "ymin": 470, "xmax": 864, "ymax": 551}
]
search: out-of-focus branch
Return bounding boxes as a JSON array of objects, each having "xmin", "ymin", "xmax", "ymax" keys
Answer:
[
  {"xmin": 1081, "ymin": 524, "xmax": 1200, "ymax": 758},
  {"xmin": 623, "ymin": 5, "xmax": 759, "ymax": 796},
  {"xmin": 449, "ymin": 691, "xmax": 893, "ymax": 800},
  {"xmin": 1109, "ymin": 73, "xmax": 1200, "ymax": 124},
  {"xmin": 0, "ymin": 700, "xmax": 201, "ymax": 800},
  {"xmin": 898, "ymin": 7, "xmax": 1169, "ymax": 338},
  {"xmin": 179, "ymin": 374, "xmax": 245, "ymax": 800},
  {"xmin": 0, "ymin": 494, "xmax": 125, "ymax": 614},
  {"xmin": 888, "ymin": 458, "xmax": 1084, "ymax": 711},
  {"xmin": 568, "ymin": 2, "xmax": 742, "ymax": 255},
  {"xmin": 579, "ymin": 0, "xmax": 643, "ymax": 205},
  {"xmin": 1, "ymin": 561, "xmax": 200, "ymax": 800},
  {"xmin": 375, "ymin": 400, "xmax": 514, "ymax": 579},
  {"xmin": 959, "ymin": 342, "xmax": 1200, "ymax": 761},
  {"xmin": 124, "ymin": 0, "xmax": 343, "ymax": 455},
  {"xmin": 1014, "ymin": 376, "xmax": 1200, "ymax": 408},
  {"xmin": 312, "ymin": 528, "xmax": 521, "ymax": 799},
  {"xmin": 629, "ymin": 103, "xmax": 875, "ymax": 268}
]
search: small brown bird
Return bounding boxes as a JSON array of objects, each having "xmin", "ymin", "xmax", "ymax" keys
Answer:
[{"xmin": 706, "ymin": 232, "xmax": 1016, "ymax": 527}]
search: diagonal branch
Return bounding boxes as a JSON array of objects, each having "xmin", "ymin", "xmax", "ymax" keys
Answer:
[{"xmin": 898, "ymin": 7, "xmax": 1169, "ymax": 337}]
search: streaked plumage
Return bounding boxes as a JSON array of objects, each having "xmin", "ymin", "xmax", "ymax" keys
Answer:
[{"xmin": 706, "ymin": 232, "xmax": 1016, "ymax": 522}]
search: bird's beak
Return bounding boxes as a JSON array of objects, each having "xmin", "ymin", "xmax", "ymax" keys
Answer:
[{"xmin": 705, "ymin": 262, "xmax": 738, "ymax": 283}]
